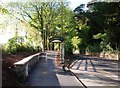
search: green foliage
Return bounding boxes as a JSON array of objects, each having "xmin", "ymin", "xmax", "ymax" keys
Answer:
[
  {"xmin": 74, "ymin": 1, "xmax": 120, "ymax": 53},
  {"xmin": 0, "ymin": 5, "xmax": 9, "ymax": 14},
  {"xmin": 65, "ymin": 40, "xmax": 74, "ymax": 55},
  {"xmin": 5, "ymin": 37, "xmax": 17, "ymax": 54},
  {"xmin": 86, "ymin": 43, "xmax": 102, "ymax": 53},
  {"xmin": 88, "ymin": 2, "xmax": 120, "ymax": 51},
  {"xmin": 78, "ymin": 43, "xmax": 86, "ymax": 54},
  {"xmin": 2, "ymin": 1, "xmax": 119, "ymax": 55},
  {"xmin": 72, "ymin": 36, "xmax": 80, "ymax": 51},
  {"xmin": 3, "ymin": 36, "xmax": 37, "ymax": 54},
  {"xmin": 100, "ymin": 41, "xmax": 113, "ymax": 51}
]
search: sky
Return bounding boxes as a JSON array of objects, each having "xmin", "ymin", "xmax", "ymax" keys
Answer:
[
  {"xmin": 67, "ymin": 0, "xmax": 91, "ymax": 10},
  {"xmin": 0, "ymin": 0, "xmax": 91, "ymax": 44},
  {"xmin": 0, "ymin": 0, "xmax": 91, "ymax": 6},
  {"xmin": 0, "ymin": 0, "xmax": 91, "ymax": 10}
]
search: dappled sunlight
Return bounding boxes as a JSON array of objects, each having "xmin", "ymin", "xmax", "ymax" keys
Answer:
[
  {"xmin": 1, "ymin": 0, "xmax": 120, "ymax": 87},
  {"xmin": 70, "ymin": 55, "xmax": 119, "ymax": 86}
]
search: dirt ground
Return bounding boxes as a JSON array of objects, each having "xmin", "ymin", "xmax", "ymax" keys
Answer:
[{"xmin": 2, "ymin": 52, "xmax": 37, "ymax": 87}]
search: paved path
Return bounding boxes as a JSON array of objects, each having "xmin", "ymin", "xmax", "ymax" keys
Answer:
[
  {"xmin": 70, "ymin": 55, "xmax": 119, "ymax": 87},
  {"xmin": 24, "ymin": 51, "xmax": 83, "ymax": 87}
]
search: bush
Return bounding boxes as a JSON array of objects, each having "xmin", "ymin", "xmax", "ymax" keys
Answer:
[
  {"xmin": 65, "ymin": 40, "xmax": 74, "ymax": 55},
  {"xmin": 2, "ymin": 36, "xmax": 38, "ymax": 54},
  {"xmin": 86, "ymin": 43, "xmax": 102, "ymax": 53}
]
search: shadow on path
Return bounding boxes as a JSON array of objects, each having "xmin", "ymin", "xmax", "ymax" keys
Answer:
[
  {"xmin": 23, "ymin": 51, "xmax": 83, "ymax": 87},
  {"xmin": 70, "ymin": 58, "xmax": 97, "ymax": 72},
  {"xmin": 70, "ymin": 55, "xmax": 119, "ymax": 86},
  {"xmin": 23, "ymin": 52, "xmax": 61, "ymax": 86}
]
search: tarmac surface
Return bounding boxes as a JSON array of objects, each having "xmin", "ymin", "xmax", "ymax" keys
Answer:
[
  {"xmin": 23, "ymin": 51, "xmax": 119, "ymax": 87},
  {"xmin": 70, "ymin": 55, "xmax": 119, "ymax": 87},
  {"xmin": 24, "ymin": 51, "xmax": 83, "ymax": 87}
]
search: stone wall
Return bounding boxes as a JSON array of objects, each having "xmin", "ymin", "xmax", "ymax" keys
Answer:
[
  {"xmin": 14, "ymin": 53, "xmax": 41, "ymax": 80},
  {"xmin": 100, "ymin": 52, "xmax": 120, "ymax": 60},
  {"xmin": 86, "ymin": 52, "xmax": 120, "ymax": 60}
]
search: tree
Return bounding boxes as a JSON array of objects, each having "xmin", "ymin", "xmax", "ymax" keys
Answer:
[
  {"xmin": 87, "ymin": 1, "xmax": 120, "ymax": 51},
  {"xmin": 74, "ymin": 1, "xmax": 120, "ymax": 54},
  {"xmin": 3, "ymin": 1, "xmax": 77, "ymax": 53},
  {"xmin": 0, "ymin": 5, "xmax": 8, "ymax": 14}
]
